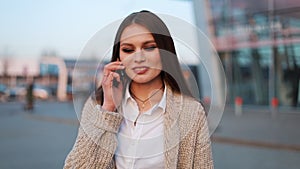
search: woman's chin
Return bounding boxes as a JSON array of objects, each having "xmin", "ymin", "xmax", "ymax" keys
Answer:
[
  {"xmin": 130, "ymin": 76, "xmax": 162, "ymax": 85},
  {"xmin": 130, "ymin": 77, "xmax": 151, "ymax": 84}
]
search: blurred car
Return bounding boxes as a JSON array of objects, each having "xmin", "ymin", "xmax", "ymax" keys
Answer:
[
  {"xmin": 33, "ymin": 85, "xmax": 49, "ymax": 100},
  {"xmin": 6, "ymin": 85, "xmax": 26, "ymax": 101},
  {"xmin": 6, "ymin": 84, "xmax": 49, "ymax": 100}
]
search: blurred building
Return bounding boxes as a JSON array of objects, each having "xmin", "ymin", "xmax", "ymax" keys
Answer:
[
  {"xmin": 0, "ymin": 56, "xmax": 99, "ymax": 101},
  {"xmin": 194, "ymin": 0, "xmax": 300, "ymax": 107},
  {"xmin": 0, "ymin": 58, "xmax": 39, "ymax": 87}
]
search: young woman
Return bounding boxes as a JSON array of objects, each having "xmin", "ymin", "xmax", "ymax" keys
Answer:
[{"xmin": 64, "ymin": 10, "xmax": 213, "ymax": 169}]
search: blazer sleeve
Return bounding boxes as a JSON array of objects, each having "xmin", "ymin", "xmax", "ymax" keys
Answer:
[
  {"xmin": 193, "ymin": 108, "xmax": 214, "ymax": 169},
  {"xmin": 64, "ymin": 97, "xmax": 123, "ymax": 169}
]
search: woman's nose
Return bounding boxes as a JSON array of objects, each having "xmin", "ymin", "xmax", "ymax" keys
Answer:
[{"xmin": 134, "ymin": 51, "xmax": 146, "ymax": 63}]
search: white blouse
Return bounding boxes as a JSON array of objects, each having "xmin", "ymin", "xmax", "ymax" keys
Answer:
[{"xmin": 115, "ymin": 85, "xmax": 166, "ymax": 169}]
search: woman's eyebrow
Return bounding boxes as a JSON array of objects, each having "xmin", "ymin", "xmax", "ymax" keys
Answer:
[
  {"xmin": 143, "ymin": 40, "xmax": 156, "ymax": 45},
  {"xmin": 120, "ymin": 40, "xmax": 156, "ymax": 47},
  {"xmin": 120, "ymin": 43, "xmax": 134, "ymax": 47}
]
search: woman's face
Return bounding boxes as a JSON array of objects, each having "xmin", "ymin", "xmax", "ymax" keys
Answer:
[{"xmin": 119, "ymin": 24, "xmax": 162, "ymax": 84}]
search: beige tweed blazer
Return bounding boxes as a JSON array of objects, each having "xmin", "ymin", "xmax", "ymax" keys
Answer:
[{"xmin": 64, "ymin": 86, "xmax": 214, "ymax": 169}]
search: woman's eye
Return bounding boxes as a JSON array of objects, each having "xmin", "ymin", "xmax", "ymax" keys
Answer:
[
  {"xmin": 122, "ymin": 48, "xmax": 134, "ymax": 53},
  {"xmin": 144, "ymin": 46, "xmax": 157, "ymax": 51}
]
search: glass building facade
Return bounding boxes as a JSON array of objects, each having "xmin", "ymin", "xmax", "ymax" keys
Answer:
[{"xmin": 208, "ymin": 0, "xmax": 300, "ymax": 107}]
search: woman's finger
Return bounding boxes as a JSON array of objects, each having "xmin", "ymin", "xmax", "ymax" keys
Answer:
[
  {"xmin": 102, "ymin": 72, "xmax": 111, "ymax": 86},
  {"xmin": 103, "ymin": 62, "xmax": 124, "ymax": 73},
  {"xmin": 102, "ymin": 72, "xmax": 121, "ymax": 87},
  {"xmin": 111, "ymin": 72, "xmax": 121, "ymax": 83}
]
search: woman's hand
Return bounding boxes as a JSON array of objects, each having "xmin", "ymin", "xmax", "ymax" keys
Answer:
[{"xmin": 101, "ymin": 61, "xmax": 125, "ymax": 111}]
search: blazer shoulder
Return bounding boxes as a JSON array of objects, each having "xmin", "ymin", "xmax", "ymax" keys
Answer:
[
  {"xmin": 182, "ymin": 95, "xmax": 204, "ymax": 113},
  {"xmin": 173, "ymin": 94, "xmax": 206, "ymax": 124}
]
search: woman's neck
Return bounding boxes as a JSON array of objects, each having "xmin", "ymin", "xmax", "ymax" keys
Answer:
[
  {"xmin": 129, "ymin": 77, "xmax": 164, "ymax": 112},
  {"xmin": 130, "ymin": 78, "xmax": 164, "ymax": 98}
]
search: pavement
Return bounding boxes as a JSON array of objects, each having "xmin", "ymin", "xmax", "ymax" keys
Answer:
[
  {"xmin": 0, "ymin": 101, "xmax": 78, "ymax": 169},
  {"xmin": 0, "ymin": 100, "xmax": 300, "ymax": 169},
  {"xmin": 211, "ymin": 106, "xmax": 300, "ymax": 169}
]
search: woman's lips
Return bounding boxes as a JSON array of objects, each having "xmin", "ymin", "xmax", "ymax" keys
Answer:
[{"xmin": 132, "ymin": 66, "xmax": 149, "ymax": 74}]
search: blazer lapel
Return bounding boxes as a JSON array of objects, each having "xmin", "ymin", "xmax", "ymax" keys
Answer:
[{"xmin": 163, "ymin": 87, "xmax": 181, "ymax": 169}]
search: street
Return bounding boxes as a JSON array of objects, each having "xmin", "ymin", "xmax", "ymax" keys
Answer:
[
  {"xmin": 0, "ymin": 101, "xmax": 300, "ymax": 169},
  {"xmin": 0, "ymin": 101, "xmax": 78, "ymax": 169}
]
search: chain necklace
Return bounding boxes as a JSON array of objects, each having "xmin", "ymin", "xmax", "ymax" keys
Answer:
[
  {"xmin": 130, "ymin": 85, "xmax": 164, "ymax": 110},
  {"xmin": 130, "ymin": 85, "xmax": 164, "ymax": 126}
]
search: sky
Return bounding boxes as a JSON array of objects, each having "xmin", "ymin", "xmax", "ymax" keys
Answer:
[{"xmin": 0, "ymin": 0, "xmax": 195, "ymax": 59}]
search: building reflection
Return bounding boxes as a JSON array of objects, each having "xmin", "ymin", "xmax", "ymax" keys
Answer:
[{"xmin": 198, "ymin": 0, "xmax": 300, "ymax": 107}]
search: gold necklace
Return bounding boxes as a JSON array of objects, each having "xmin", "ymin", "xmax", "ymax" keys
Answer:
[
  {"xmin": 130, "ymin": 85, "xmax": 164, "ymax": 126},
  {"xmin": 130, "ymin": 85, "xmax": 164, "ymax": 110}
]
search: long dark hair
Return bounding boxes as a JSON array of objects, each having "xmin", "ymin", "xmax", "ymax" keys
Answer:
[{"xmin": 94, "ymin": 10, "xmax": 193, "ymax": 104}]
